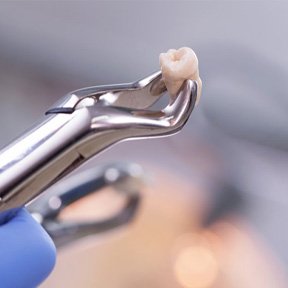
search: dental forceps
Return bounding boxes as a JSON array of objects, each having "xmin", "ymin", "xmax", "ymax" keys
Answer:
[
  {"xmin": 28, "ymin": 163, "xmax": 143, "ymax": 247},
  {"xmin": 0, "ymin": 71, "xmax": 198, "ymax": 212}
]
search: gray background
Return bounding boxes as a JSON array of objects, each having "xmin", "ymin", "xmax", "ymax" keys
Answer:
[{"xmin": 1, "ymin": 1, "xmax": 288, "ymax": 270}]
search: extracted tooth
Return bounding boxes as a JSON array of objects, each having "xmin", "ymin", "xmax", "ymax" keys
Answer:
[{"xmin": 159, "ymin": 47, "xmax": 202, "ymax": 104}]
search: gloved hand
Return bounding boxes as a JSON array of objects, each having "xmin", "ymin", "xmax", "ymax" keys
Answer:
[{"xmin": 0, "ymin": 207, "xmax": 56, "ymax": 288}]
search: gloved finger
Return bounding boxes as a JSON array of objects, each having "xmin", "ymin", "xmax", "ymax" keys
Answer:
[
  {"xmin": 0, "ymin": 207, "xmax": 21, "ymax": 225},
  {"xmin": 0, "ymin": 208, "xmax": 56, "ymax": 288}
]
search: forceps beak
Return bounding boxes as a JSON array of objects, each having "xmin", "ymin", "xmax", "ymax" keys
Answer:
[
  {"xmin": 45, "ymin": 71, "xmax": 166, "ymax": 115},
  {"xmin": 100, "ymin": 71, "xmax": 167, "ymax": 109}
]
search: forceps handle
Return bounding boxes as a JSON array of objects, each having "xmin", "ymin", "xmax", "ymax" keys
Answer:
[
  {"xmin": 28, "ymin": 163, "xmax": 142, "ymax": 247},
  {"xmin": 0, "ymin": 109, "xmax": 91, "ymax": 212}
]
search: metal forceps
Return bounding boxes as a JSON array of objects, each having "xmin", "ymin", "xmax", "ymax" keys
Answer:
[
  {"xmin": 28, "ymin": 162, "xmax": 143, "ymax": 247},
  {"xmin": 0, "ymin": 71, "xmax": 198, "ymax": 212}
]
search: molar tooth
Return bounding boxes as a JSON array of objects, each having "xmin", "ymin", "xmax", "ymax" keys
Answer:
[{"xmin": 159, "ymin": 47, "xmax": 202, "ymax": 104}]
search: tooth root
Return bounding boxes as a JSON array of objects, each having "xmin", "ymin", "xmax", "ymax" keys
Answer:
[{"xmin": 159, "ymin": 47, "xmax": 202, "ymax": 104}]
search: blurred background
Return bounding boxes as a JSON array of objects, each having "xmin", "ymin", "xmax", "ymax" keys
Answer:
[{"xmin": 1, "ymin": 1, "xmax": 288, "ymax": 287}]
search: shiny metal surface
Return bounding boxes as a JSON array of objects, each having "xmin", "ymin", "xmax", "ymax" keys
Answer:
[
  {"xmin": 46, "ymin": 71, "xmax": 165, "ymax": 113},
  {"xmin": 0, "ymin": 72, "xmax": 197, "ymax": 212}
]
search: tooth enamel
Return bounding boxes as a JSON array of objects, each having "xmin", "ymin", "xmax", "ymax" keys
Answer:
[{"xmin": 159, "ymin": 47, "xmax": 202, "ymax": 104}]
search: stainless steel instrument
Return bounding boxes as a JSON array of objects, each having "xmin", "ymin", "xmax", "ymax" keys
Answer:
[
  {"xmin": 28, "ymin": 162, "xmax": 144, "ymax": 247},
  {"xmin": 0, "ymin": 71, "xmax": 197, "ymax": 212}
]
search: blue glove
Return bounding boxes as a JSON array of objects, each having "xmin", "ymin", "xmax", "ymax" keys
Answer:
[{"xmin": 0, "ymin": 208, "xmax": 56, "ymax": 288}]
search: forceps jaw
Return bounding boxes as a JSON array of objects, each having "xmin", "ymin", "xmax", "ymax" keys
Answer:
[
  {"xmin": 94, "ymin": 79, "xmax": 197, "ymax": 136},
  {"xmin": 45, "ymin": 71, "xmax": 165, "ymax": 115},
  {"xmin": 74, "ymin": 79, "xmax": 197, "ymax": 159}
]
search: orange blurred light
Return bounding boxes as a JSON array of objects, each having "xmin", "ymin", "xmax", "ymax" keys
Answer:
[{"xmin": 174, "ymin": 245, "xmax": 218, "ymax": 288}]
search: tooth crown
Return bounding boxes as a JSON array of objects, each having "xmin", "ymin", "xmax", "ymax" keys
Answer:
[{"xmin": 159, "ymin": 47, "xmax": 202, "ymax": 103}]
